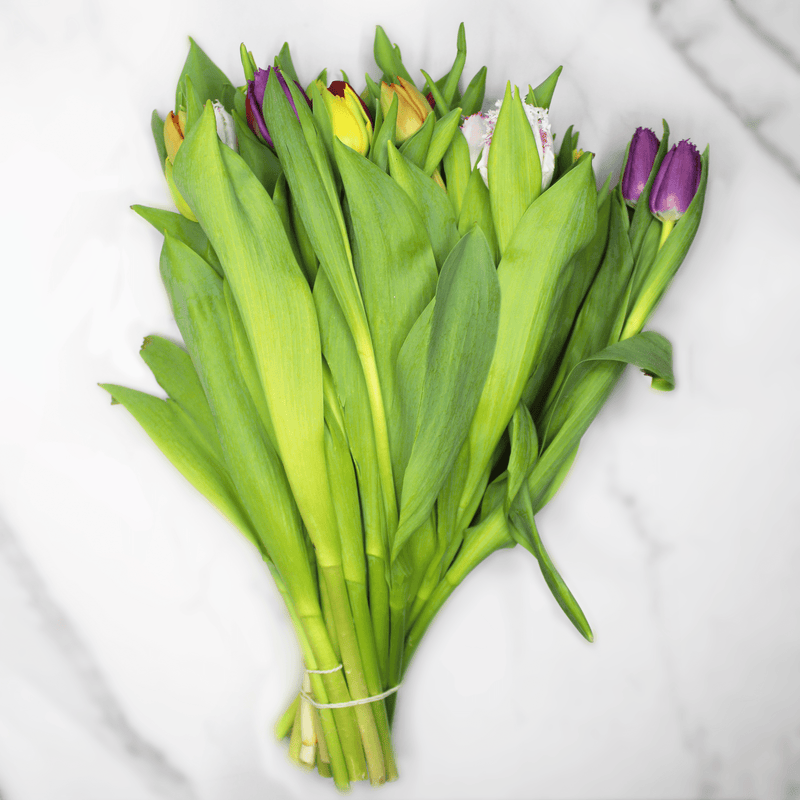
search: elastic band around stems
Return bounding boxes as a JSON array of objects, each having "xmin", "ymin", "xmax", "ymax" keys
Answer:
[
  {"xmin": 299, "ymin": 683, "xmax": 401, "ymax": 709},
  {"xmin": 305, "ymin": 664, "xmax": 344, "ymax": 674}
]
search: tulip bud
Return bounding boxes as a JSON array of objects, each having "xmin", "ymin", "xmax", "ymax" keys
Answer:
[
  {"xmin": 649, "ymin": 139, "xmax": 702, "ymax": 246},
  {"xmin": 164, "ymin": 110, "xmax": 187, "ymax": 163},
  {"xmin": 246, "ymin": 65, "xmax": 311, "ymax": 148},
  {"xmin": 317, "ymin": 80, "xmax": 373, "ymax": 156},
  {"xmin": 459, "ymin": 99, "xmax": 555, "ymax": 191},
  {"xmin": 212, "ymin": 101, "xmax": 238, "ymax": 151},
  {"xmin": 163, "ymin": 110, "xmax": 196, "ymax": 221},
  {"xmin": 621, "ymin": 127, "xmax": 659, "ymax": 207},
  {"xmin": 162, "ymin": 104, "xmax": 238, "ymax": 222},
  {"xmin": 649, "ymin": 140, "xmax": 702, "ymax": 222},
  {"xmin": 380, "ymin": 77, "xmax": 433, "ymax": 143}
]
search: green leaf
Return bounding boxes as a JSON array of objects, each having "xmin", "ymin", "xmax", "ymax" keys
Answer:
[
  {"xmin": 387, "ymin": 145, "xmax": 459, "ymax": 272},
  {"xmin": 440, "ymin": 23, "xmax": 467, "ymax": 107},
  {"xmin": 263, "ymin": 73, "xmax": 367, "ymax": 351},
  {"xmin": 555, "ymin": 125, "xmax": 577, "ymax": 181},
  {"xmin": 423, "ymin": 107, "xmax": 463, "ymax": 176},
  {"xmin": 521, "ymin": 192, "xmax": 611, "ymax": 416},
  {"xmin": 488, "ymin": 83, "xmax": 543, "ymax": 256},
  {"xmin": 370, "ymin": 93, "xmax": 398, "ymax": 172},
  {"xmin": 374, "ymin": 26, "xmax": 413, "ymax": 84},
  {"xmin": 172, "ymin": 102, "xmax": 341, "ymax": 570},
  {"xmin": 222, "ymin": 280, "xmax": 279, "ymax": 454},
  {"xmin": 176, "ymin": 37, "xmax": 237, "ymax": 112},
  {"xmin": 442, "ymin": 126, "xmax": 472, "ymax": 219},
  {"xmin": 458, "ymin": 166, "xmax": 499, "ymax": 263},
  {"xmin": 270, "ymin": 173, "xmax": 305, "ymax": 276},
  {"xmin": 131, "ymin": 204, "xmax": 222, "ymax": 275},
  {"xmin": 231, "ymin": 109, "xmax": 282, "ymax": 194},
  {"xmin": 539, "ymin": 189, "xmax": 635, "ymax": 420},
  {"xmin": 335, "ymin": 138, "xmax": 438, "ymax": 478},
  {"xmin": 158, "ymin": 231, "xmax": 322, "ymax": 614},
  {"xmin": 505, "ymin": 402, "xmax": 538, "ymax": 513},
  {"xmin": 139, "ymin": 335, "xmax": 221, "ymax": 460},
  {"xmin": 508, "ymin": 483, "xmax": 593, "ymax": 642},
  {"xmin": 100, "ymin": 383, "xmax": 258, "ymax": 546},
  {"xmin": 181, "ymin": 74, "xmax": 204, "ymax": 133},
  {"xmin": 530, "ymin": 65, "xmax": 562, "ymax": 109},
  {"xmin": 151, "ymin": 110, "xmax": 167, "ymax": 171},
  {"xmin": 530, "ymin": 331, "xmax": 674, "ymax": 514},
  {"xmin": 457, "ymin": 155, "xmax": 597, "ymax": 531},
  {"xmin": 239, "ymin": 43, "xmax": 255, "ymax": 83},
  {"xmin": 420, "ymin": 69, "xmax": 450, "ymax": 116},
  {"xmin": 459, "ymin": 66, "xmax": 487, "ymax": 117},
  {"xmin": 399, "ymin": 111, "xmax": 434, "ymax": 169},
  {"xmin": 276, "ymin": 41, "xmax": 300, "ymax": 85},
  {"xmin": 392, "ymin": 227, "xmax": 500, "ymax": 562},
  {"xmin": 314, "ymin": 270, "xmax": 388, "ymax": 613}
]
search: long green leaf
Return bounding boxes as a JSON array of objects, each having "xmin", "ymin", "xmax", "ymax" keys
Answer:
[
  {"xmin": 175, "ymin": 37, "xmax": 237, "ymax": 112},
  {"xmin": 139, "ymin": 335, "xmax": 222, "ymax": 460},
  {"xmin": 387, "ymin": 144, "xmax": 459, "ymax": 272},
  {"xmin": 335, "ymin": 138, "xmax": 438, "ymax": 484},
  {"xmin": 100, "ymin": 383, "xmax": 256, "ymax": 546},
  {"xmin": 158, "ymin": 231, "xmax": 320, "ymax": 612},
  {"xmin": 488, "ymin": 83, "xmax": 542, "ymax": 256},
  {"xmin": 505, "ymin": 402, "xmax": 538, "ymax": 513},
  {"xmin": 508, "ymin": 483, "xmax": 593, "ymax": 642},
  {"xmin": 132, "ymin": 204, "xmax": 222, "ymax": 275},
  {"xmin": 457, "ymin": 155, "xmax": 597, "ymax": 530},
  {"xmin": 530, "ymin": 331, "xmax": 675, "ymax": 513},
  {"xmin": 392, "ymin": 227, "xmax": 500, "ymax": 561},
  {"xmin": 172, "ymin": 102, "xmax": 341, "ymax": 570}
]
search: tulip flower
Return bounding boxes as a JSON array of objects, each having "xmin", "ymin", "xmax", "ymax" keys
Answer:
[
  {"xmin": 459, "ymin": 98, "xmax": 555, "ymax": 191},
  {"xmin": 246, "ymin": 66, "xmax": 311, "ymax": 148},
  {"xmin": 317, "ymin": 80, "xmax": 373, "ymax": 156},
  {"xmin": 649, "ymin": 139, "xmax": 702, "ymax": 246},
  {"xmin": 380, "ymin": 77, "xmax": 433, "ymax": 143},
  {"xmin": 163, "ymin": 110, "xmax": 196, "ymax": 221},
  {"xmin": 162, "ymin": 103, "xmax": 237, "ymax": 222},
  {"xmin": 621, "ymin": 127, "xmax": 659, "ymax": 207}
]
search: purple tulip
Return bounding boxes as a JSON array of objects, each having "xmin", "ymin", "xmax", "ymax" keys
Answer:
[
  {"xmin": 621, "ymin": 127, "xmax": 659, "ymax": 206},
  {"xmin": 649, "ymin": 139, "xmax": 702, "ymax": 222},
  {"xmin": 245, "ymin": 66, "xmax": 311, "ymax": 148}
]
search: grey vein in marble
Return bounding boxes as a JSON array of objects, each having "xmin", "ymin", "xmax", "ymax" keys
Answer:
[
  {"xmin": 0, "ymin": 514, "xmax": 196, "ymax": 800},
  {"xmin": 651, "ymin": 0, "xmax": 800, "ymax": 182},
  {"xmin": 605, "ymin": 470, "xmax": 725, "ymax": 800},
  {"xmin": 727, "ymin": 0, "xmax": 800, "ymax": 73}
]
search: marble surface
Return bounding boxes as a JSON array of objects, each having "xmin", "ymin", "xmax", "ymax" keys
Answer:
[{"xmin": 2, "ymin": 0, "xmax": 799, "ymax": 797}]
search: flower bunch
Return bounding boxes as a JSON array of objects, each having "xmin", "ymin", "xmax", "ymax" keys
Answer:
[{"xmin": 104, "ymin": 24, "xmax": 708, "ymax": 790}]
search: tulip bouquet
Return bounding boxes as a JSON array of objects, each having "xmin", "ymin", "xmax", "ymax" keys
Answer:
[{"xmin": 102, "ymin": 24, "xmax": 708, "ymax": 789}]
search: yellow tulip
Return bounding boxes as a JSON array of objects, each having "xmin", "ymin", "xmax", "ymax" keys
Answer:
[
  {"xmin": 163, "ymin": 110, "xmax": 187, "ymax": 163},
  {"xmin": 380, "ymin": 77, "xmax": 432, "ymax": 143},
  {"xmin": 162, "ymin": 110, "xmax": 196, "ymax": 221},
  {"xmin": 317, "ymin": 80, "xmax": 373, "ymax": 156}
]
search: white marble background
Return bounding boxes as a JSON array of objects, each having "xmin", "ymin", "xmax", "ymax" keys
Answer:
[{"xmin": 2, "ymin": 0, "xmax": 799, "ymax": 797}]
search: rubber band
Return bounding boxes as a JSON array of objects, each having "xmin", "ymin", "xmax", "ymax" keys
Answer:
[
  {"xmin": 299, "ymin": 683, "xmax": 401, "ymax": 710},
  {"xmin": 305, "ymin": 664, "xmax": 344, "ymax": 674}
]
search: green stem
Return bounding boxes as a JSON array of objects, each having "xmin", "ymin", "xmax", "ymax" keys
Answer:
[
  {"xmin": 322, "ymin": 564, "xmax": 387, "ymax": 785},
  {"xmin": 355, "ymin": 333, "xmax": 399, "ymax": 536},
  {"xmin": 402, "ymin": 507, "xmax": 511, "ymax": 675},
  {"xmin": 266, "ymin": 563, "xmax": 357, "ymax": 788},
  {"xmin": 348, "ymin": 579, "xmax": 398, "ymax": 781},
  {"xmin": 658, "ymin": 217, "xmax": 675, "ymax": 250},
  {"xmin": 275, "ymin": 695, "xmax": 299, "ymax": 740},
  {"xmin": 301, "ymin": 611, "xmax": 368, "ymax": 783},
  {"xmin": 368, "ymin": 553, "xmax": 390, "ymax": 683},
  {"xmin": 385, "ymin": 598, "xmax": 406, "ymax": 724}
]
